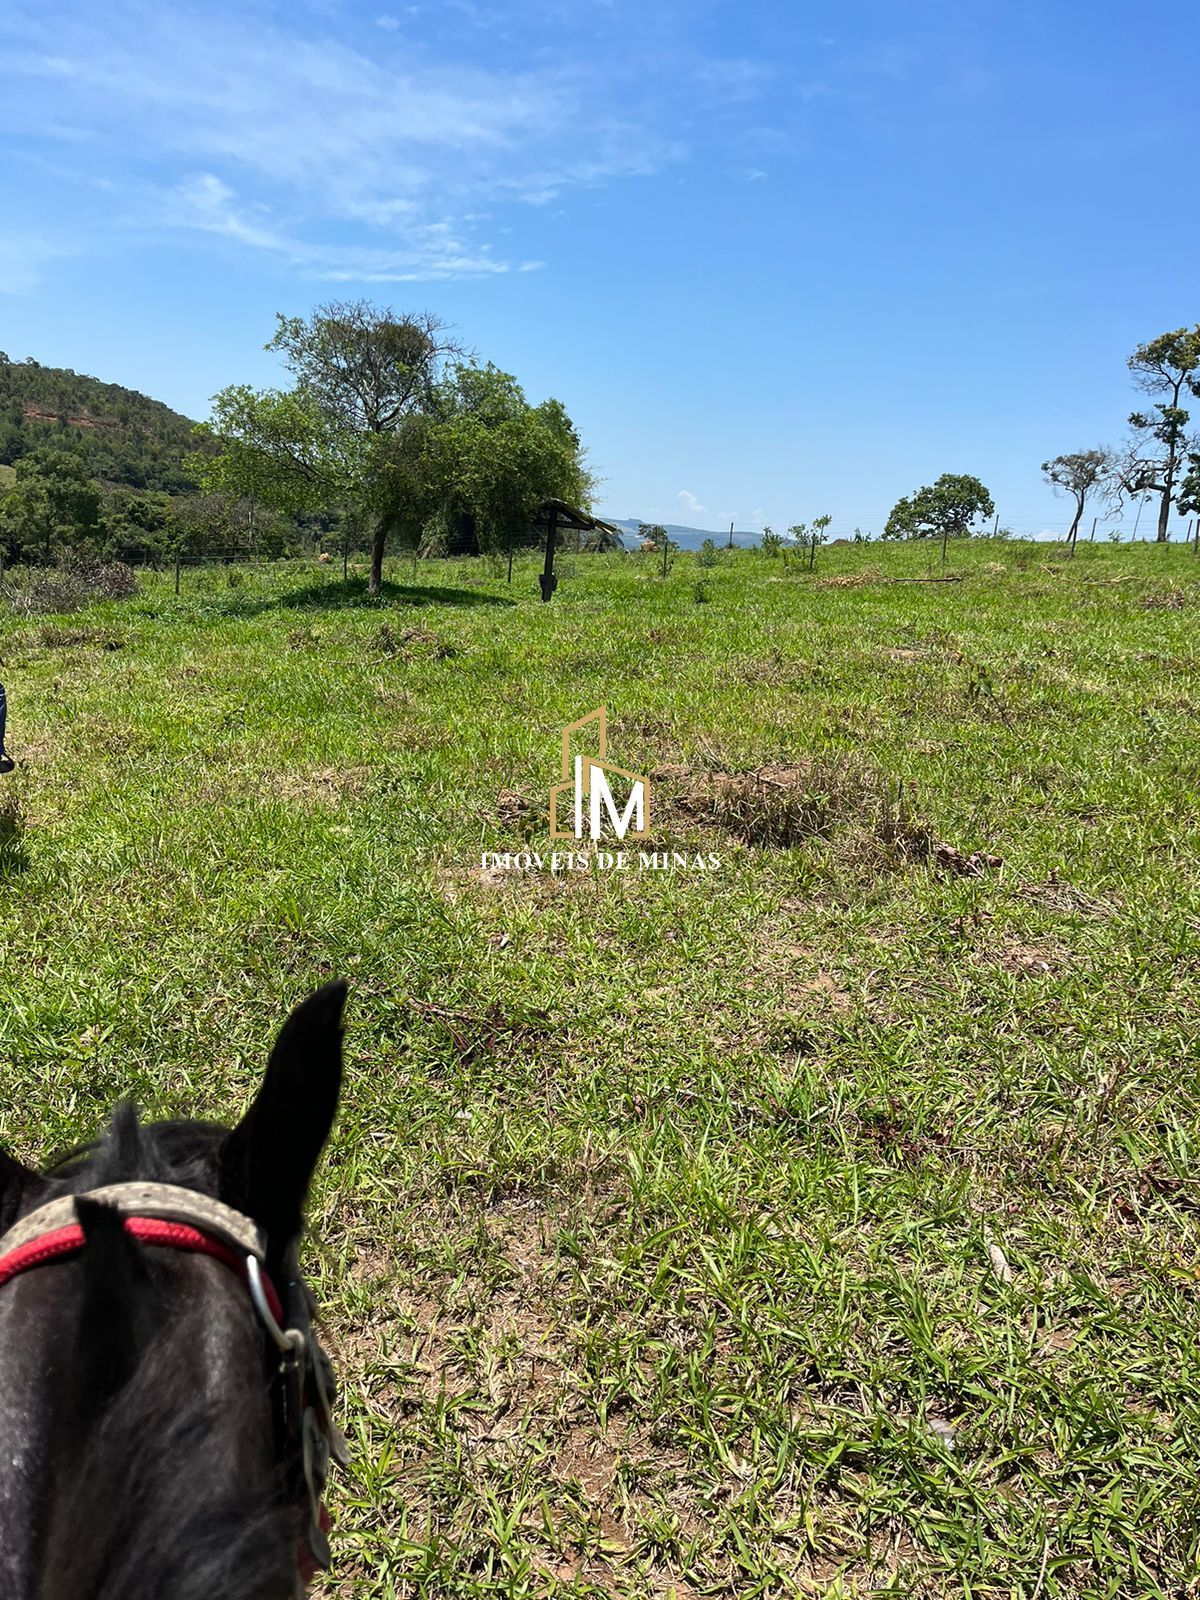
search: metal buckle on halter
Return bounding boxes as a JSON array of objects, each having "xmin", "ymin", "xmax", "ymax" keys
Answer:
[
  {"xmin": 246, "ymin": 1254, "xmax": 349, "ymax": 1575},
  {"xmin": 246, "ymin": 1256, "xmax": 307, "ymax": 1363},
  {"xmin": 246, "ymin": 1254, "xmax": 308, "ymax": 1443}
]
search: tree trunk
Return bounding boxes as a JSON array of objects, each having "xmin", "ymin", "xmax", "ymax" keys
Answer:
[
  {"xmin": 370, "ymin": 519, "xmax": 387, "ymax": 594},
  {"xmin": 1157, "ymin": 488, "xmax": 1171, "ymax": 543},
  {"xmin": 1068, "ymin": 498, "xmax": 1083, "ymax": 557}
]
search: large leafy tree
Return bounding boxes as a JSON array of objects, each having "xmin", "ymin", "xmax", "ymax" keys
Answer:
[
  {"xmin": 426, "ymin": 365, "xmax": 593, "ymax": 555},
  {"xmin": 193, "ymin": 303, "xmax": 460, "ymax": 594},
  {"xmin": 1116, "ymin": 327, "xmax": 1200, "ymax": 543},
  {"xmin": 883, "ymin": 473, "xmax": 995, "ymax": 563},
  {"xmin": 100, "ymin": 485, "xmax": 174, "ymax": 565},
  {"xmin": 1041, "ymin": 448, "xmax": 1114, "ymax": 553},
  {"xmin": 195, "ymin": 307, "xmax": 591, "ymax": 591},
  {"xmin": 0, "ymin": 447, "xmax": 102, "ymax": 563}
]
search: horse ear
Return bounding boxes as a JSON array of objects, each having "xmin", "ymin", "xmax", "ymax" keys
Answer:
[
  {"xmin": 0, "ymin": 1149, "xmax": 46, "ymax": 1236},
  {"xmin": 219, "ymin": 981, "xmax": 347, "ymax": 1256}
]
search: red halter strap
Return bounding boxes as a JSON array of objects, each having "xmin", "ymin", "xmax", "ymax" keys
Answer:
[{"xmin": 0, "ymin": 1214, "xmax": 285, "ymax": 1323}]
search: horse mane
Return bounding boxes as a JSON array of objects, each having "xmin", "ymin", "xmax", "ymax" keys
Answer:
[
  {"xmin": 34, "ymin": 1104, "xmax": 301, "ymax": 1600},
  {"xmin": 37, "ymin": 1307, "xmax": 298, "ymax": 1600},
  {"xmin": 47, "ymin": 1101, "xmax": 229, "ymax": 1193}
]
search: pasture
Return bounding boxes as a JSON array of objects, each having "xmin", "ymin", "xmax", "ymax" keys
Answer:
[{"xmin": 0, "ymin": 537, "xmax": 1198, "ymax": 1597}]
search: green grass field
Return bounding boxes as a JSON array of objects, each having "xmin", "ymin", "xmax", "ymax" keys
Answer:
[{"xmin": 1, "ymin": 537, "xmax": 1199, "ymax": 1597}]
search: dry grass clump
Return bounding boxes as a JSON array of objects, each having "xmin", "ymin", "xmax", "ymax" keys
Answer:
[
  {"xmin": 0, "ymin": 559, "xmax": 137, "ymax": 615},
  {"xmin": 813, "ymin": 566, "xmax": 884, "ymax": 589},
  {"xmin": 675, "ymin": 757, "xmax": 887, "ymax": 847},
  {"xmin": 660, "ymin": 760, "xmax": 1006, "ymax": 881}
]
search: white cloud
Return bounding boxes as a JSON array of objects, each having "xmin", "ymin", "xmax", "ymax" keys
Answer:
[
  {"xmin": 171, "ymin": 174, "xmax": 289, "ymax": 254},
  {"xmin": 677, "ymin": 489, "xmax": 707, "ymax": 517},
  {"xmin": 0, "ymin": 1, "xmax": 698, "ymax": 284},
  {"xmin": 168, "ymin": 173, "xmax": 528, "ymax": 282}
]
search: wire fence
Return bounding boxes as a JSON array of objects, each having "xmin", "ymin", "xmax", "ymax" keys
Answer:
[
  {"xmin": 3, "ymin": 515, "xmax": 1199, "ymax": 600},
  {"xmin": 44, "ymin": 519, "xmax": 1200, "ymax": 563}
]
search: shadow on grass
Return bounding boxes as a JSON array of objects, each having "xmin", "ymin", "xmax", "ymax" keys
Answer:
[
  {"xmin": 208, "ymin": 577, "xmax": 517, "ymax": 616},
  {"xmin": 0, "ymin": 793, "xmax": 28, "ymax": 877}
]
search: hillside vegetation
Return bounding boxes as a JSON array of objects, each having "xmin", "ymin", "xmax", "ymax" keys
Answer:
[
  {"xmin": 1, "ymin": 538, "xmax": 1198, "ymax": 1595},
  {"xmin": 0, "ymin": 356, "xmax": 198, "ymax": 492}
]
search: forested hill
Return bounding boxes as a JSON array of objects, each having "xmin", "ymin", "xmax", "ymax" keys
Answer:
[{"xmin": 0, "ymin": 356, "xmax": 198, "ymax": 492}]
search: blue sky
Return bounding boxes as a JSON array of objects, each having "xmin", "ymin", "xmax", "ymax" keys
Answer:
[{"xmin": 2, "ymin": 0, "xmax": 1197, "ymax": 536}]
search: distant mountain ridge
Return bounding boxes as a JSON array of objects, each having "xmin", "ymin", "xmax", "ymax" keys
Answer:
[
  {"xmin": 607, "ymin": 518, "xmax": 767, "ymax": 551},
  {"xmin": 0, "ymin": 356, "xmax": 199, "ymax": 492}
]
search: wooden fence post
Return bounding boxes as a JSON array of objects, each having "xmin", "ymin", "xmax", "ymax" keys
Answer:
[{"xmin": 539, "ymin": 507, "xmax": 559, "ymax": 602}]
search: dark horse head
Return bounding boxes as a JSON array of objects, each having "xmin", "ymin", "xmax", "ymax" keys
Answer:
[{"xmin": 0, "ymin": 980, "xmax": 348, "ymax": 1600}]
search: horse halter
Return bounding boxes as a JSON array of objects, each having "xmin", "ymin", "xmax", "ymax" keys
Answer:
[{"xmin": 0, "ymin": 1181, "xmax": 349, "ymax": 1598}]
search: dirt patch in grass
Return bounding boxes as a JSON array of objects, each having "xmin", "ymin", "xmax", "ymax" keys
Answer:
[
  {"xmin": 789, "ymin": 972, "xmax": 855, "ymax": 1010},
  {"xmin": 405, "ymin": 996, "xmax": 553, "ymax": 1071},
  {"xmin": 270, "ymin": 765, "xmax": 376, "ymax": 806},
  {"xmin": 745, "ymin": 922, "xmax": 858, "ymax": 1020},
  {"xmin": 1012, "ymin": 874, "xmax": 1120, "ymax": 918},
  {"xmin": 857, "ymin": 1099, "xmax": 955, "ymax": 1164},
  {"xmin": 972, "ymin": 936, "xmax": 1070, "ymax": 978},
  {"xmin": 439, "ymin": 859, "xmax": 585, "ymax": 908},
  {"xmin": 323, "ymin": 1201, "xmax": 740, "ymax": 1597},
  {"xmin": 734, "ymin": 651, "xmax": 829, "ymax": 690},
  {"xmin": 495, "ymin": 788, "xmax": 535, "ymax": 832}
]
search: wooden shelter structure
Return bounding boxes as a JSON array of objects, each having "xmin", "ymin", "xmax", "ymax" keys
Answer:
[{"xmin": 532, "ymin": 499, "xmax": 623, "ymax": 602}]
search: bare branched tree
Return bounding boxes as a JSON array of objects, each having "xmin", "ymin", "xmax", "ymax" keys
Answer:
[{"xmin": 1041, "ymin": 448, "xmax": 1115, "ymax": 554}]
